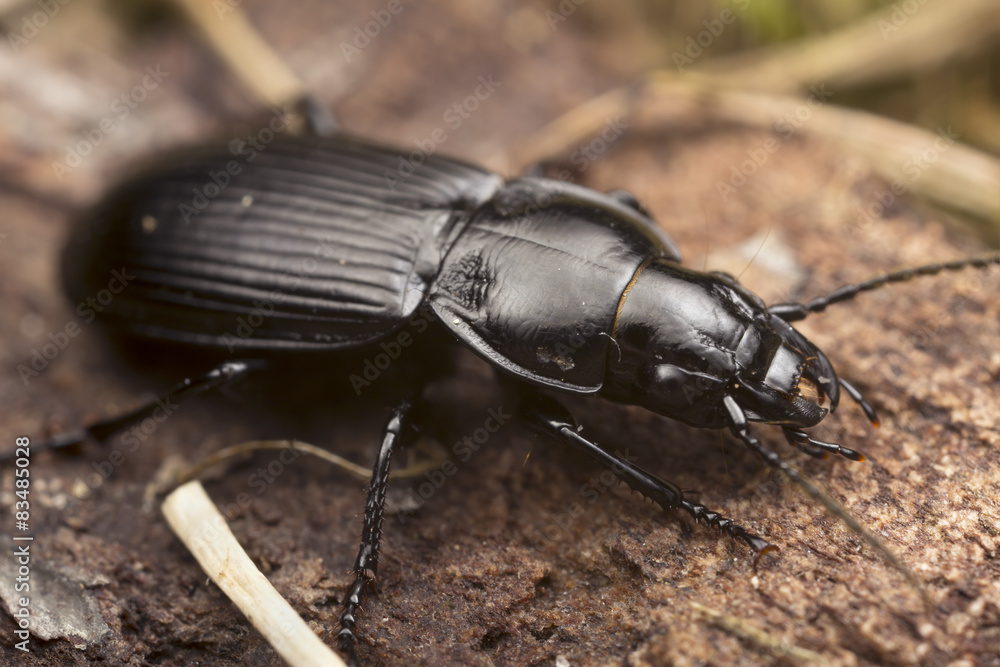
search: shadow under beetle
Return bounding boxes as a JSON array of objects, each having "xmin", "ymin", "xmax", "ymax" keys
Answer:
[{"xmin": 22, "ymin": 103, "xmax": 999, "ymax": 663}]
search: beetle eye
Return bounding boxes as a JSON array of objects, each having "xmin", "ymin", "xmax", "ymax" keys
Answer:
[{"xmin": 651, "ymin": 363, "xmax": 687, "ymax": 389}]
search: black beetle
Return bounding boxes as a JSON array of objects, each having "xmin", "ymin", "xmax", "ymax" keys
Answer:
[{"xmin": 22, "ymin": 110, "xmax": 999, "ymax": 663}]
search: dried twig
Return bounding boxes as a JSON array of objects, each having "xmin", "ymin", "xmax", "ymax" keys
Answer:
[
  {"xmin": 700, "ymin": 0, "xmax": 1000, "ymax": 94},
  {"xmin": 162, "ymin": 481, "xmax": 345, "ymax": 667},
  {"xmin": 176, "ymin": 438, "xmax": 450, "ymax": 484},
  {"xmin": 173, "ymin": 0, "xmax": 306, "ymax": 123},
  {"xmin": 503, "ymin": 1, "xmax": 1000, "ymax": 228}
]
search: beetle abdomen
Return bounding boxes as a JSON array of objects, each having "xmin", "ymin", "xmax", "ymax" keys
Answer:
[{"xmin": 63, "ymin": 136, "xmax": 502, "ymax": 351}]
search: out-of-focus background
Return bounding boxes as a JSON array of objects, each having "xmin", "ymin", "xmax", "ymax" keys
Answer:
[{"xmin": 1, "ymin": 1, "xmax": 998, "ymax": 665}]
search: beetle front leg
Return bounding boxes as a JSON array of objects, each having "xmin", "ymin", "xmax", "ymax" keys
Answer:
[
  {"xmin": 722, "ymin": 395, "xmax": 926, "ymax": 598},
  {"xmin": 519, "ymin": 393, "xmax": 776, "ymax": 560},
  {"xmin": 5, "ymin": 359, "xmax": 268, "ymax": 460},
  {"xmin": 338, "ymin": 397, "xmax": 415, "ymax": 665}
]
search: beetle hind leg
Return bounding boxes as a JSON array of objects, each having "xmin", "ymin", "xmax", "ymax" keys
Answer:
[
  {"xmin": 338, "ymin": 397, "xmax": 415, "ymax": 665},
  {"xmin": 4, "ymin": 359, "xmax": 267, "ymax": 461},
  {"xmin": 520, "ymin": 393, "xmax": 776, "ymax": 559}
]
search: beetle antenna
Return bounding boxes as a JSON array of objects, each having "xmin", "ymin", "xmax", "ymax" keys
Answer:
[
  {"xmin": 700, "ymin": 201, "xmax": 711, "ymax": 272},
  {"xmin": 722, "ymin": 396, "xmax": 930, "ymax": 608},
  {"xmin": 767, "ymin": 254, "xmax": 999, "ymax": 323}
]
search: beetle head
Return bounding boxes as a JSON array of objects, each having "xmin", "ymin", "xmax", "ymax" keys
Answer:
[{"xmin": 602, "ymin": 259, "xmax": 839, "ymax": 429}]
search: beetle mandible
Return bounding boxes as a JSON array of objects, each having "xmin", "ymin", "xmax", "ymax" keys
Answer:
[{"xmin": 26, "ymin": 106, "xmax": 1000, "ymax": 663}]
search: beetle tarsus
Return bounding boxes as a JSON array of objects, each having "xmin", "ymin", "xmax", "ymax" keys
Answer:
[
  {"xmin": 338, "ymin": 397, "xmax": 415, "ymax": 664},
  {"xmin": 782, "ymin": 427, "xmax": 865, "ymax": 462},
  {"xmin": 681, "ymin": 500, "xmax": 776, "ymax": 557},
  {"xmin": 783, "ymin": 434, "xmax": 830, "ymax": 460}
]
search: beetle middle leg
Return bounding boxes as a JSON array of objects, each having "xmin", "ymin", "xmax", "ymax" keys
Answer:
[
  {"xmin": 519, "ymin": 392, "xmax": 776, "ymax": 559},
  {"xmin": 337, "ymin": 396, "xmax": 416, "ymax": 666},
  {"xmin": 721, "ymin": 395, "xmax": 927, "ymax": 600}
]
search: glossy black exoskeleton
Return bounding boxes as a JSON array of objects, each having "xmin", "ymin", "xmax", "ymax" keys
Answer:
[{"xmin": 23, "ymin": 111, "xmax": 1000, "ymax": 663}]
